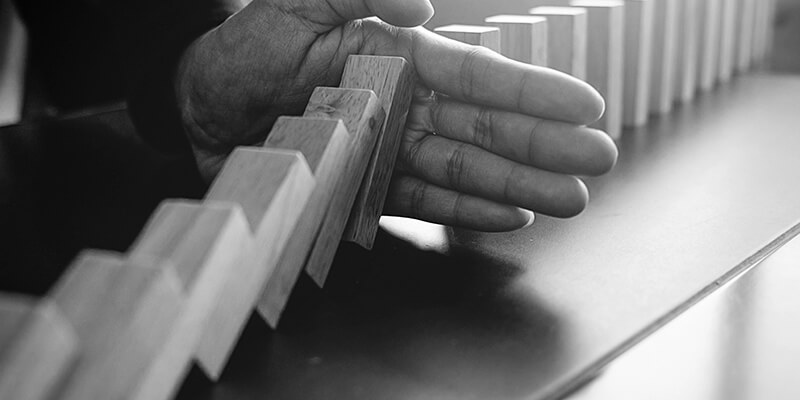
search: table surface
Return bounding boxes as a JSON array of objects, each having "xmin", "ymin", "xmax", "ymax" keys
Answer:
[{"xmin": 2, "ymin": 74, "xmax": 800, "ymax": 400}]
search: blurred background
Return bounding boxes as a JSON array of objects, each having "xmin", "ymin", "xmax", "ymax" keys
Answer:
[{"xmin": 0, "ymin": 0, "xmax": 799, "ymax": 128}]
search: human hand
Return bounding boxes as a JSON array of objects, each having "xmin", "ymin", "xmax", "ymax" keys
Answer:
[{"xmin": 175, "ymin": 0, "xmax": 618, "ymax": 232}]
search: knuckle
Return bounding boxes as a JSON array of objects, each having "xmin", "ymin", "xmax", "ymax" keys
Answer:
[
  {"xmin": 445, "ymin": 143, "xmax": 469, "ymax": 188},
  {"xmin": 472, "ymin": 107, "xmax": 494, "ymax": 150}
]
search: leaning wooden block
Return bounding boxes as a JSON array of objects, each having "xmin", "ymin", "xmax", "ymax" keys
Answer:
[
  {"xmin": 303, "ymin": 87, "xmax": 385, "ymax": 286},
  {"xmin": 528, "ymin": 6, "xmax": 588, "ymax": 79},
  {"xmin": 0, "ymin": 294, "xmax": 78, "ymax": 400},
  {"xmin": 126, "ymin": 200, "xmax": 251, "ymax": 397},
  {"xmin": 674, "ymin": 0, "xmax": 699, "ymax": 103},
  {"xmin": 257, "ymin": 117, "xmax": 350, "ymax": 326},
  {"xmin": 646, "ymin": 0, "xmax": 678, "ymax": 114},
  {"xmin": 484, "ymin": 15, "xmax": 548, "ymax": 66},
  {"xmin": 569, "ymin": 1, "xmax": 625, "ymax": 139},
  {"xmin": 434, "ymin": 25, "xmax": 501, "ymax": 52},
  {"xmin": 696, "ymin": 0, "xmax": 722, "ymax": 91},
  {"xmin": 203, "ymin": 147, "xmax": 314, "ymax": 376},
  {"xmin": 717, "ymin": 0, "xmax": 738, "ymax": 82},
  {"xmin": 339, "ymin": 56, "xmax": 414, "ymax": 250},
  {"xmin": 735, "ymin": 0, "xmax": 755, "ymax": 72},
  {"xmin": 621, "ymin": 0, "xmax": 654, "ymax": 126},
  {"xmin": 50, "ymin": 250, "xmax": 184, "ymax": 400}
]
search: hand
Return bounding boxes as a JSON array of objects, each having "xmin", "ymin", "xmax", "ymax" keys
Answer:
[{"xmin": 175, "ymin": 0, "xmax": 618, "ymax": 232}]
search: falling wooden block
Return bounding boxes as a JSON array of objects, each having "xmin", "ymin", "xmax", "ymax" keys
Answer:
[
  {"xmin": 50, "ymin": 250, "xmax": 184, "ymax": 400},
  {"xmin": 484, "ymin": 14, "xmax": 548, "ymax": 66},
  {"xmin": 338, "ymin": 56, "xmax": 414, "ymax": 251},
  {"xmin": 646, "ymin": 0, "xmax": 678, "ymax": 114},
  {"xmin": 717, "ymin": 0, "xmax": 738, "ymax": 82},
  {"xmin": 126, "ymin": 200, "xmax": 251, "ymax": 398},
  {"xmin": 528, "ymin": 6, "xmax": 588, "ymax": 79},
  {"xmin": 434, "ymin": 25, "xmax": 501, "ymax": 52},
  {"xmin": 257, "ymin": 117, "xmax": 350, "ymax": 326},
  {"xmin": 674, "ymin": 0, "xmax": 699, "ymax": 103},
  {"xmin": 735, "ymin": 0, "xmax": 755, "ymax": 73},
  {"xmin": 569, "ymin": 1, "xmax": 625, "ymax": 139},
  {"xmin": 302, "ymin": 87, "xmax": 385, "ymax": 286},
  {"xmin": 621, "ymin": 0, "xmax": 654, "ymax": 126},
  {"xmin": 203, "ymin": 147, "xmax": 314, "ymax": 376},
  {"xmin": 0, "ymin": 295, "xmax": 78, "ymax": 400},
  {"xmin": 697, "ymin": 0, "xmax": 722, "ymax": 91}
]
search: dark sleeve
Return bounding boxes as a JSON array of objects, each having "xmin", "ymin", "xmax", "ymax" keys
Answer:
[{"xmin": 109, "ymin": 0, "xmax": 240, "ymax": 154}]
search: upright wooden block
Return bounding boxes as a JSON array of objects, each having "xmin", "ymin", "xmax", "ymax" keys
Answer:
[
  {"xmin": 0, "ymin": 295, "xmax": 78, "ymax": 400},
  {"xmin": 50, "ymin": 250, "xmax": 184, "ymax": 400},
  {"xmin": 339, "ymin": 56, "xmax": 415, "ymax": 251},
  {"xmin": 646, "ymin": 0, "xmax": 678, "ymax": 114},
  {"xmin": 674, "ymin": 0, "xmax": 699, "ymax": 103},
  {"xmin": 569, "ymin": 1, "xmax": 625, "ymax": 139},
  {"xmin": 127, "ymin": 200, "xmax": 251, "ymax": 398},
  {"xmin": 257, "ymin": 117, "xmax": 350, "ymax": 326},
  {"xmin": 302, "ymin": 87, "xmax": 385, "ymax": 286},
  {"xmin": 434, "ymin": 25, "xmax": 501, "ymax": 52},
  {"xmin": 528, "ymin": 6, "xmax": 588, "ymax": 79},
  {"xmin": 203, "ymin": 148, "xmax": 314, "ymax": 376},
  {"xmin": 621, "ymin": 0, "xmax": 654, "ymax": 126},
  {"xmin": 484, "ymin": 15, "xmax": 549, "ymax": 66},
  {"xmin": 697, "ymin": 0, "xmax": 722, "ymax": 91},
  {"xmin": 717, "ymin": 0, "xmax": 738, "ymax": 82},
  {"xmin": 735, "ymin": 0, "xmax": 755, "ymax": 73},
  {"xmin": 0, "ymin": 0, "xmax": 27, "ymax": 126}
]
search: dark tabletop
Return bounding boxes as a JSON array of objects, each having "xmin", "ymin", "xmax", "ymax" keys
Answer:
[{"xmin": 2, "ymin": 75, "xmax": 799, "ymax": 400}]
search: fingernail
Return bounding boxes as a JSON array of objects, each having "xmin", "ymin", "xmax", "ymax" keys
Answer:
[{"xmin": 521, "ymin": 210, "xmax": 535, "ymax": 229}]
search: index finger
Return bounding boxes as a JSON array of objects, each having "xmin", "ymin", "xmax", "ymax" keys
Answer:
[{"xmin": 404, "ymin": 28, "xmax": 605, "ymax": 125}]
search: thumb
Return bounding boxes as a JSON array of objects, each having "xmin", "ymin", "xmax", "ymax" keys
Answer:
[{"xmin": 271, "ymin": 0, "xmax": 434, "ymax": 27}]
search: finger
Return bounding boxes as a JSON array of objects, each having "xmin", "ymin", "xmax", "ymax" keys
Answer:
[
  {"xmin": 398, "ymin": 29, "xmax": 605, "ymax": 125},
  {"xmin": 267, "ymin": 0, "xmax": 434, "ymax": 28},
  {"xmin": 400, "ymin": 135, "xmax": 589, "ymax": 218},
  {"xmin": 385, "ymin": 174, "xmax": 535, "ymax": 231},
  {"xmin": 425, "ymin": 96, "xmax": 618, "ymax": 176}
]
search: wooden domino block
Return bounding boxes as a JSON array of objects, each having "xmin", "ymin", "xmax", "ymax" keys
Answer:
[
  {"xmin": 674, "ymin": 0, "xmax": 699, "ymax": 103},
  {"xmin": 484, "ymin": 14, "xmax": 548, "ymax": 66},
  {"xmin": 647, "ymin": 0, "xmax": 678, "ymax": 114},
  {"xmin": 126, "ymin": 200, "xmax": 251, "ymax": 398},
  {"xmin": 50, "ymin": 250, "xmax": 184, "ymax": 400},
  {"xmin": 569, "ymin": 1, "xmax": 625, "ymax": 139},
  {"xmin": 717, "ymin": 0, "xmax": 738, "ymax": 82},
  {"xmin": 697, "ymin": 0, "xmax": 722, "ymax": 91},
  {"xmin": 0, "ymin": 295, "xmax": 78, "ymax": 400},
  {"xmin": 339, "ymin": 56, "xmax": 415, "ymax": 251},
  {"xmin": 735, "ymin": 0, "xmax": 755, "ymax": 73},
  {"xmin": 621, "ymin": 0, "xmax": 654, "ymax": 127},
  {"xmin": 302, "ymin": 87, "xmax": 385, "ymax": 286},
  {"xmin": 257, "ymin": 117, "xmax": 350, "ymax": 326},
  {"xmin": 528, "ymin": 6, "xmax": 588, "ymax": 79},
  {"xmin": 203, "ymin": 148, "xmax": 314, "ymax": 376},
  {"xmin": 434, "ymin": 25, "xmax": 501, "ymax": 52}
]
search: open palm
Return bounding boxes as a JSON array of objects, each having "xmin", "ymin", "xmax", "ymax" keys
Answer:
[{"xmin": 175, "ymin": 0, "xmax": 618, "ymax": 231}]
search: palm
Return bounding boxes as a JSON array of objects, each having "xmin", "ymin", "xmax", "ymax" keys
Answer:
[{"xmin": 176, "ymin": 0, "xmax": 617, "ymax": 231}]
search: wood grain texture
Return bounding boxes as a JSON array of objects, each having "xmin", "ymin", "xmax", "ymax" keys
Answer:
[
  {"xmin": 127, "ymin": 200, "xmax": 251, "ymax": 398},
  {"xmin": 339, "ymin": 56, "xmax": 414, "ymax": 250},
  {"xmin": 674, "ymin": 0, "xmax": 699, "ymax": 103},
  {"xmin": 621, "ymin": 0, "xmax": 654, "ymax": 126},
  {"xmin": 258, "ymin": 117, "xmax": 350, "ymax": 326},
  {"xmin": 202, "ymin": 147, "xmax": 314, "ymax": 377},
  {"xmin": 735, "ymin": 0, "xmax": 755, "ymax": 72},
  {"xmin": 302, "ymin": 87, "xmax": 385, "ymax": 286},
  {"xmin": 717, "ymin": 0, "xmax": 738, "ymax": 82},
  {"xmin": 484, "ymin": 14, "xmax": 548, "ymax": 66},
  {"xmin": 50, "ymin": 250, "xmax": 184, "ymax": 400},
  {"xmin": 646, "ymin": 0, "xmax": 678, "ymax": 114},
  {"xmin": 569, "ymin": 1, "xmax": 625, "ymax": 139},
  {"xmin": 697, "ymin": 0, "xmax": 722, "ymax": 91},
  {"xmin": 0, "ymin": 295, "xmax": 78, "ymax": 400},
  {"xmin": 434, "ymin": 25, "xmax": 501, "ymax": 52},
  {"xmin": 528, "ymin": 6, "xmax": 588, "ymax": 79}
]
